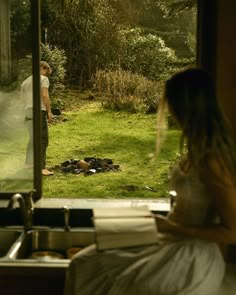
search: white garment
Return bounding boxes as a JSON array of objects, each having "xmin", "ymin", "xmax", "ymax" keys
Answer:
[
  {"xmin": 21, "ymin": 74, "xmax": 49, "ymax": 110},
  {"xmin": 65, "ymin": 164, "xmax": 225, "ymax": 295},
  {"xmin": 211, "ymin": 264, "xmax": 236, "ymax": 295}
]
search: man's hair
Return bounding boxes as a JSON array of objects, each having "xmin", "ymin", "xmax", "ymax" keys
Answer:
[{"xmin": 40, "ymin": 61, "xmax": 52, "ymax": 75}]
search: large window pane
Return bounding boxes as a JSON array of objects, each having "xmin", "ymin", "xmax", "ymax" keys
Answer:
[{"xmin": 0, "ymin": 0, "xmax": 34, "ymax": 193}]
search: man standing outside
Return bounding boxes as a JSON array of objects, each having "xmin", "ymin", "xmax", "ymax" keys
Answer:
[{"xmin": 21, "ymin": 61, "xmax": 54, "ymax": 176}]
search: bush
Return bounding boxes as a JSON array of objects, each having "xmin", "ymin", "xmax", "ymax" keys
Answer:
[
  {"xmin": 92, "ymin": 69, "xmax": 162, "ymax": 113},
  {"xmin": 17, "ymin": 43, "xmax": 67, "ymax": 105},
  {"xmin": 41, "ymin": 43, "xmax": 67, "ymax": 103},
  {"xmin": 118, "ymin": 27, "xmax": 177, "ymax": 81},
  {"xmin": 44, "ymin": 0, "xmax": 122, "ymax": 87}
]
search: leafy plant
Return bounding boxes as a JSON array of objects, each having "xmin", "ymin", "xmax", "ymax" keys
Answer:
[
  {"xmin": 118, "ymin": 27, "xmax": 177, "ymax": 81},
  {"xmin": 16, "ymin": 43, "xmax": 67, "ymax": 108},
  {"xmin": 41, "ymin": 43, "xmax": 67, "ymax": 100},
  {"xmin": 158, "ymin": 0, "xmax": 196, "ymax": 17}
]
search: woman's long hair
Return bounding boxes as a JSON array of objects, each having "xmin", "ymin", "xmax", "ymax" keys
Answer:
[{"xmin": 157, "ymin": 68, "xmax": 236, "ymax": 179}]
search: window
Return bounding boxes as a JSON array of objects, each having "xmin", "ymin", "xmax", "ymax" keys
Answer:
[
  {"xmin": 0, "ymin": 0, "xmax": 199, "ymax": 202},
  {"xmin": 0, "ymin": 0, "xmax": 41, "ymax": 200}
]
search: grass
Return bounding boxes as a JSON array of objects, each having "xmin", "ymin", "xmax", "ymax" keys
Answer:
[{"xmin": 43, "ymin": 92, "xmax": 180, "ymax": 199}]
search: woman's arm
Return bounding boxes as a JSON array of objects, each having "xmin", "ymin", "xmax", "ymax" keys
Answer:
[
  {"xmin": 155, "ymin": 213, "xmax": 236, "ymax": 244},
  {"xmin": 155, "ymin": 156, "xmax": 236, "ymax": 244}
]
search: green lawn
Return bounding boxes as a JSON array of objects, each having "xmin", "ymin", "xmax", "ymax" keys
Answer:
[{"xmin": 43, "ymin": 98, "xmax": 180, "ymax": 199}]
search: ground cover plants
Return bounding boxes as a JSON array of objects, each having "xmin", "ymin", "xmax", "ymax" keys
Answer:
[{"xmin": 43, "ymin": 92, "xmax": 180, "ymax": 199}]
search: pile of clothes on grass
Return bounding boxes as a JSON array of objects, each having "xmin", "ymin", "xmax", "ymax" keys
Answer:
[{"xmin": 58, "ymin": 157, "xmax": 120, "ymax": 176}]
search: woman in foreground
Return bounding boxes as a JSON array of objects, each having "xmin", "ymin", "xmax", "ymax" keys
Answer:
[{"xmin": 65, "ymin": 68, "xmax": 236, "ymax": 295}]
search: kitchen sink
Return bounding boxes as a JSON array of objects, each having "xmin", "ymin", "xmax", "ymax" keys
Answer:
[
  {"xmin": 14, "ymin": 228, "xmax": 95, "ymax": 261},
  {"xmin": 0, "ymin": 229, "xmax": 23, "ymax": 258}
]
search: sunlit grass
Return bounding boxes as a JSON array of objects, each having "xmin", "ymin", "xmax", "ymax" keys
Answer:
[{"xmin": 43, "ymin": 100, "xmax": 180, "ymax": 199}]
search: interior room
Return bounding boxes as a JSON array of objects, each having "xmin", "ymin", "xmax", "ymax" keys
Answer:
[{"xmin": 0, "ymin": 0, "xmax": 236, "ymax": 294}]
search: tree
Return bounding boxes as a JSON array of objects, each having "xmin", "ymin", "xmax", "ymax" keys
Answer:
[
  {"xmin": 158, "ymin": 0, "xmax": 197, "ymax": 17},
  {"xmin": 10, "ymin": 0, "xmax": 31, "ymax": 57},
  {"xmin": 42, "ymin": 0, "xmax": 123, "ymax": 87},
  {"xmin": 40, "ymin": 0, "xmax": 197, "ymax": 86}
]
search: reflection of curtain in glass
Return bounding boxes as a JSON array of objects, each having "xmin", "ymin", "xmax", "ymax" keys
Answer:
[
  {"xmin": 0, "ymin": 0, "xmax": 34, "ymax": 192},
  {"xmin": 24, "ymin": 107, "xmax": 34, "ymax": 166},
  {"xmin": 0, "ymin": 90, "xmax": 25, "ymax": 128},
  {"xmin": 0, "ymin": 90, "xmax": 33, "ymax": 188}
]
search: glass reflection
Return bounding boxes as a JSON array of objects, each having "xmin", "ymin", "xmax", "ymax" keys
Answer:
[{"xmin": 0, "ymin": 0, "xmax": 33, "ymax": 192}]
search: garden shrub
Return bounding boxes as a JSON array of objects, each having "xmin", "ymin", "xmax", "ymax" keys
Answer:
[
  {"xmin": 17, "ymin": 43, "xmax": 67, "ymax": 99},
  {"xmin": 118, "ymin": 27, "xmax": 177, "ymax": 81},
  {"xmin": 41, "ymin": 43, "xmax": 67, "ymax": 107},
  {"xmin": 16, "ymin": 44, "xmax": 67, "ymax": 110},
  {"xmin": 92, "ymin": 69, "xmax": 162, "ymax": 113}
]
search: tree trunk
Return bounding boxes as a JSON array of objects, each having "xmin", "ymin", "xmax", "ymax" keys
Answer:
[{"xmin": 0, "ymin": 0, "xmax": 11, "ymax": 85}]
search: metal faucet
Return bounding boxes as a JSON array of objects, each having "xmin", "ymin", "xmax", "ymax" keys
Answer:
[
  {"xmin": 169, "ymin": 190, "xmax": 177, "ymax": 208},
  {"xmin": 7, "ymin": 193, "xmax": 34, "ymax": 231},
  {"xmin": 62, "ymin": 205, "xmax": 71, "ymax": 231}
]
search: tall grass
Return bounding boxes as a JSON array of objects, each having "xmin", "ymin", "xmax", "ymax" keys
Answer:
[{"xmin": 92, "ymin": 69, "xmax": 162, "ymax": 113}]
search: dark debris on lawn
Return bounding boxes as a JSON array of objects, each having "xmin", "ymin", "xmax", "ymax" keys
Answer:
[{"xmin": 52, "ymin": 157, "xmax": 120, "ymax": 176}]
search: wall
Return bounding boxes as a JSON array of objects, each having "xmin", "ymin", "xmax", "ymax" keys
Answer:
[
  {"xmin": 198, "ymin": 0, "xmax": 236, "ymax": 133},
  {"xmin": 216, "ymin": 0, "xmax": 236, "ymax": 132},
  {"xmin": 216, "ymin": 0, "xmax": 236, "ymax": 261},
  {"xmin": 197, "ymin": 0, "xmax": 236, "ymax": 262}
]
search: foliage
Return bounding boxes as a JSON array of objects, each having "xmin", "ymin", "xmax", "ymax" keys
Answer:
[
  {"xmin": 107, "ymin": 0, "xmax": 147, "ymax": 26},
  {"xmin": 9, "ymin": 0, "xmax": 197, "ymax": 84},
  {"xmin": 139, "ymin": 1, "xmax": 197, "ymax": 58},
  {"xmin": 92, "ymin": 69, "xmax": 162, "ymax": 113},
  {"xmin": 9, "ymin": 1, "xmax": 67, "ymax": 102},
  {"xmin": 8, "ymin": 0, "xmax": 197, "ymax": 116},
  {"xmin": 158, "ymin": 0, "xmax": 197, "ymax": 17},
  {"xmin": 110, "ymin": 0, "xmax": 197, "ymax": 59},
  {"xmin": 41, "ymin": 43, "xmax": 67, "ymax": 102},
  {"xmin": 42, "ymin": 0, "xmax": 122, "ymax": 87},
  {"xmin": 17, "ymin": 43, "xmax": 67, "ymax": 106},
  {"xmin": 41, "ymin": 0, "xmax": 197, "ymax": 86},
  {"xmin": 10, "ymin": 0, "xmax": 31, "ymax": 57},
  {"xmin": 118, "ymin": 27, "xmax": 177, "ymax": 81},
  {"xmin": 186, "ymin": 31, "xmax": 197, "ymax": 56}
]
